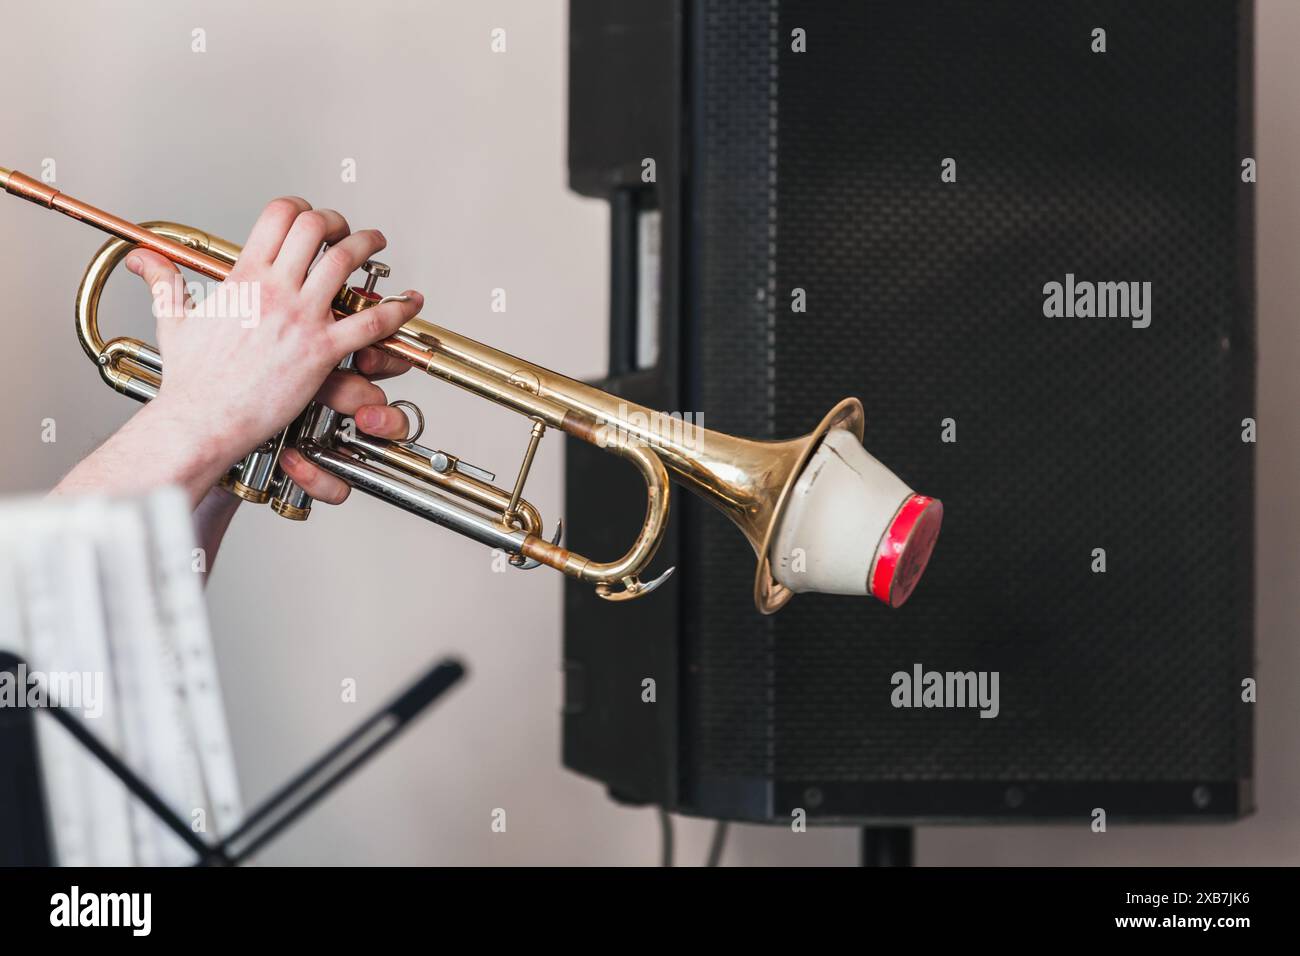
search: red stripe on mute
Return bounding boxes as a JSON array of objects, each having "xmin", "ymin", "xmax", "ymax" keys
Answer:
[{"xmin": 870, "ymin": 494, "xmax": 942, "ymax": 608}]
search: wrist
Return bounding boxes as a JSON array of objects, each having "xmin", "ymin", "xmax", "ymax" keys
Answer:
[
  {"xmin": 50, "ymin": 397, "xmax": 245, "ymax": 508},
  {"xmin": 134, "ymin": 399, "xmax": 241, "ymax": 497},
  {"xmin": 148, "ymin": 392, "xmax": 254, "ymax": 468}
]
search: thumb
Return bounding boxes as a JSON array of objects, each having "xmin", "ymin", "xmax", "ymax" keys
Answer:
[{"xmin": 125, "ymin": 249, "xmax": 189, "ymax": 322}]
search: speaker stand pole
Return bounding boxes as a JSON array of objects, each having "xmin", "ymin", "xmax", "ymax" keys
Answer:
[{"xmin": 860, "ymin": 826, "xmax": 913, "ymax": 866}]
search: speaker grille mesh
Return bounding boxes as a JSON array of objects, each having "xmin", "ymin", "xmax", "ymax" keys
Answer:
[{"xmin": 685, "ymin": 0, "xmax": 1253, "ymax": 795}]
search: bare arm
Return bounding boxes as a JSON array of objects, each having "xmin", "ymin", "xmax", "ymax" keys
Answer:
[{"xmin": 51, "ymin": 398, "xmax": 240, "ymax": 506}]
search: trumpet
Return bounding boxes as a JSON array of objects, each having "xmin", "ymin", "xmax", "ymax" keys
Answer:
[{"xmin": 0, "ymin": 167, "xmax": 942, "ymax": 613}]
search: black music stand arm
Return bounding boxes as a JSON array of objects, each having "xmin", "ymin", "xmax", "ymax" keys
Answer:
[
  {"xmin": 199, "ymin": 659, "xmax": 466, "ymax": 866},
  {"xmin": 2, "ymin": 656, "xmax": 465, "ymax": 866}
]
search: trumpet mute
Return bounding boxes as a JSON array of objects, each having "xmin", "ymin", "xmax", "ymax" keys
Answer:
[{"xmin": 770, "ymin": 428, "xmax": 942, "ymax": 608}]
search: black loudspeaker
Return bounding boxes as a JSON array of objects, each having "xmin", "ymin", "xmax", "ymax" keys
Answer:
[{"xmin": 563, "ymin": 0, "xmax": 1254, "ymax": 823}]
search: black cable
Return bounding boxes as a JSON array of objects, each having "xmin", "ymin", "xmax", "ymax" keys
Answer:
[
  {"xmin": 657, "ymin": 807, "xmax": 674, "ymax": 867},
  {"xmin": 706, "ymin": 821, "xmax": 729, "ymax": 867}
]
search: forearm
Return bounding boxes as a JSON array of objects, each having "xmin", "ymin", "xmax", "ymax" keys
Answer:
[{"xmin": 51, "ymin": 400, "xmax": 236, "ymax": 508}]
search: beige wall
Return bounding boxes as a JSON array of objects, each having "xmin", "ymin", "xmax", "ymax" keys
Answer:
[{"xmin": 0, "ymin": 0, "xmax": 1293, "ymax": 865}]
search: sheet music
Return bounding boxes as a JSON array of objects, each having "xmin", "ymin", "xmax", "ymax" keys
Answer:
[{"xmin": 0, "ymin": 487, "xmax": 242, "ymax": 865}]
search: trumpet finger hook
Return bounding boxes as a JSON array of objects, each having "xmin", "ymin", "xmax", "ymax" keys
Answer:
[
  {"xmin": 594, "ymin": 566, "xmax": 675, "ymax": 602},
  {"xmin": 387, "ymin": 399, "xmax": 425, "ymax": 444}
]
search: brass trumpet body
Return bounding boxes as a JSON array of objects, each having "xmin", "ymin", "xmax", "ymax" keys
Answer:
[{"xmin": 1, "ymin": 168, "xmax": 936, "ymax": 613}]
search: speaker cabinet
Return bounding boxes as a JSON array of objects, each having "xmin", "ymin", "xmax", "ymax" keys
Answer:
[{"xmin": 563, "ymin": 0, "xmax": 1254, "ymax": 823}]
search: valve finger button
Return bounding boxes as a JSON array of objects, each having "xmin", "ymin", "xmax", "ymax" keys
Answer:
[{"xmin": 362, "ymin": 259, "xmax": 391, "ymax": 294}]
